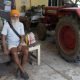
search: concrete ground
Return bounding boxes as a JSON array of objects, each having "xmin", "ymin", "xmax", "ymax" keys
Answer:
[{"xmin": 0, "ymin": 32, "xmax": 80, "ymax": 80}]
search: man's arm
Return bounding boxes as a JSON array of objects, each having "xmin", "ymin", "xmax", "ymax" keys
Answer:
[
  {"xmin": 19, "ymin": 35, "xmax": 26, "ymax": 46},
  {"xmin": 19, "ymin": 23, "xmax": 26, "ymax": 45},
  {"xmin": 20, "ymin": 35, "xmax": 25, "ymax": 43},
  {"xmin": 2, "ymin": 34, "xmax": 9, "ymax": 54}
]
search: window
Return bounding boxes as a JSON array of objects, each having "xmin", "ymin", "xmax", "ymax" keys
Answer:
[{"xmin": 48, "ymin": 0, "xmax": 57, "ymax": 6}]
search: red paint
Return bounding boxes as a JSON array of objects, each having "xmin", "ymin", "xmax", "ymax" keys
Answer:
[{"xmin": 59, "ymin": 25, "xmax": 76, "ymax": 52}]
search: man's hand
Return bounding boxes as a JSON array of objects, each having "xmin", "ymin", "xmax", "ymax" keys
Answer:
[
  {"xmin": 17, "ymin": 42, "xmax": 26, "ymax": 51},
  {"xmin": 17, "ymin": 45, "xmax": 22, "ymax": 51},
  {"xmin": 20, "ymin": 42, "xmax": 26, "ymax": 46},
  {"xmin": 2, "ymin": 35, "xmax": 9, "ymax": 55}
]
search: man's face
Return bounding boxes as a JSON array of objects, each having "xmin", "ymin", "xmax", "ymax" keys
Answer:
[{"xmin": 11, "ymin": 16, "xmax": 19, "ymax": 23}]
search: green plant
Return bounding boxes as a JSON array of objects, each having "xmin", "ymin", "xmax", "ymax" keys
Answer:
[{"xmin": 21, "ymin": 5, "xmax": 26, "ymax": 12}]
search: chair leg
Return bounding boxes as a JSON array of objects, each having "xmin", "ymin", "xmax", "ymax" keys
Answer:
[
  {"xmin": 28, "ymin": 52, "xmax": 33, "ymax": 65},
  {"xmin": 30, "ymin": 53, "xmax": 37, "ymax": 59}
]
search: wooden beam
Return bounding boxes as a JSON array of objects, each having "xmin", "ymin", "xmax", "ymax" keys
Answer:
[{"xmin": 30, "ymin": 0, "xmax": 32, "ymax": 8}]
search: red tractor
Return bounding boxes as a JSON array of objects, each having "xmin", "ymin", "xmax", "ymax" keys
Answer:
[{"xmin": 36, "ymin": 0, "xmax": 80, "ymax": 62}]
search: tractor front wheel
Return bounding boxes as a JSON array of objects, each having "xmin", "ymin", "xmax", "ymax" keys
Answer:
[{"xmin": 36, "ymin": 23, "xmax": 47, "ymax": 40}]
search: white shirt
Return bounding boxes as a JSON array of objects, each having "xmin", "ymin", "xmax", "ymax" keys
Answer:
[{"xmin": 1, "ymin": 21, "xmax": 25, "ymax": 46}]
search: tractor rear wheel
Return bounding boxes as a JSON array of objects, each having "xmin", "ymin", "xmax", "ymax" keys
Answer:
[
  {"xmin": 36, "ymin": 23, "xmax": 47, "ymax": 40},
  {"xmin": 55, "ymin": 16, "xmax": 80, "ymax": 62}
]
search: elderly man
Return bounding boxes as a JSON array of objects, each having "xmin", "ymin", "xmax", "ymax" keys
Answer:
[{"xmin": 1, "ymin": 9, "xmax": 29, "ymax": 80}]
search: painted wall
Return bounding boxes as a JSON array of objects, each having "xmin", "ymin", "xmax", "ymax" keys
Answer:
[
  {"xmin": 15, "ymin": 0, "xmax": 30, "ymax": 11},
  {"xmin": 31, "ymin": 0, "xmax": 48, "ymax": 6},
  {"xmin": 15, "ymin": 0, "xmax": 48, "ymax": 11}
]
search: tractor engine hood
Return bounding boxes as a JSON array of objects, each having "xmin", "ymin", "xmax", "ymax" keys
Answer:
[{"xmin": 62, "ymin": 7, "xmax": 80, "ymax": 16}]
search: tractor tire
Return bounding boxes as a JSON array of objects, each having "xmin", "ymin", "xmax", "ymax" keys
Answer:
[
  {"xmin": 55, "ymin": 16, "xmax": 80, "ymax": 62},
  {"xmin": 36, "ymin": 23, "xmax": 47, "ymax": 40},
  {"xmin": 20, "ymin": 16, "xmax": 31, "ymax": 31}
]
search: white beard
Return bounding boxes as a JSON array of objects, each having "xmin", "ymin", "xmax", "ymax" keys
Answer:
[{"xmin": 11, "ymin": 19, "xmax": 19, "ymax": 24}]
